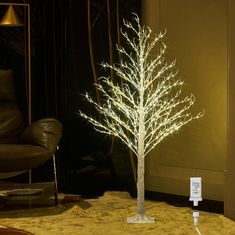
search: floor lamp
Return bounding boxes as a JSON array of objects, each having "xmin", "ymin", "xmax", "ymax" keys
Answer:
[
  {"xmin": 0, "ymin": 2, "xmax": 32, "ymax": 183},
  {"xmin": 0, "ymin": 2, "xmax": 31, "ymax": 125}
]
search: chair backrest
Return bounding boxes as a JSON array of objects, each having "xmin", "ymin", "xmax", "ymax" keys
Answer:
[{"xmin": 0, "ymin": 69, "xmax": 24, "ymax": 143}]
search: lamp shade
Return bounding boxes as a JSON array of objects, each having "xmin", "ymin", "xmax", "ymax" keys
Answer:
[{"xmin": 0, "ymin": 5, "xmax": 23, "ymax": 26}]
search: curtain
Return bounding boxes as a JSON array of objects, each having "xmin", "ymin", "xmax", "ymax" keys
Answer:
[{"xmin": 32, "ymin": 0, "xmax": 68, "ymax": 121}]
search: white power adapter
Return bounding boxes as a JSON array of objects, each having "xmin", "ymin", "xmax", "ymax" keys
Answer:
[{"xmin": 189, "ymin": 177, "xmax": 202, "ymax": 206}]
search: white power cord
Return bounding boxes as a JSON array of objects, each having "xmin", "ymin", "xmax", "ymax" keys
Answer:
[
  {"xmin": 193, "ymin": 211, "xmax": 202, "ymax": 235},
  {"xmin": 195, "ymin": 226, "xmax": 202, "ymax": 235}
]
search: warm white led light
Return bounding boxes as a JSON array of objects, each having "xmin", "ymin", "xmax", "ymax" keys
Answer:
[
  {"xmin": 80, "ymin": 15, "xmax": 203, "ymax": 160},
  {"xmin": 80, "ymin": 14, "xmax": 203, "ymax": 223}
]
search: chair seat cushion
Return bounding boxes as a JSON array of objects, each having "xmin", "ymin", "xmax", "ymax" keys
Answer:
[{"xmin": 0, "ymin": 144, "xmax": 51, "ymax": 172}]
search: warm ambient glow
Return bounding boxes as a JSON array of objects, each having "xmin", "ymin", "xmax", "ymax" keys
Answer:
[
  {"xmin": 0, "ymin": 5, "xmax": 23, "ymax": 26},
  {"xmin": 80, "ymin": 14, "xmax": 203, "ymax": 223}
]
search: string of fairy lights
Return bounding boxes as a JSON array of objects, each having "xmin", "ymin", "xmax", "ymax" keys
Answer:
[{"xmin": 80, "ymin": 14, "xmax": 203, "ymax": 160}]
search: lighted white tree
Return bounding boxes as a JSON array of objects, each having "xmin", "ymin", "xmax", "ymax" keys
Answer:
[{"xmin": 80, "ymin": 14, "xmax": 203, "ymax": 223}]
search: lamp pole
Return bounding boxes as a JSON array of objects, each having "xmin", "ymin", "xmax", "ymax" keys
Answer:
[{"xmin": 26, "ymin": 3, "xmax": 31, "ymax": 125}]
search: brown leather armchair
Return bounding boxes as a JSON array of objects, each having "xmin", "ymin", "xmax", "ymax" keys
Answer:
[{"xmin": 0, "ymin": 69, "xmax": 62, "ymax": 203}]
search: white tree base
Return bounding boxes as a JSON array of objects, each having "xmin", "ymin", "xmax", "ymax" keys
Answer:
[{"xmin": 127, "ymin": 213, "xmax": 155, "ymax": 224}]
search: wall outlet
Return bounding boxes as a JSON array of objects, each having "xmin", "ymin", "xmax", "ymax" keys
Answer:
[{"xmin": 189, "ymin": 177, "xmax": 202, "ymax": 206}]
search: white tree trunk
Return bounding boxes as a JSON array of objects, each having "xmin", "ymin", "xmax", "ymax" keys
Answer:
[
  {"xmin": 127, "ymin": 155, "xmax": 155, "ymax": 223},
  {"xmin": 127, "ymin": 71, "xmax": 155, "ymax": 223},
  {"xmin": 137, "ymin": 157, "xmax": 145, "ymax": 215}
]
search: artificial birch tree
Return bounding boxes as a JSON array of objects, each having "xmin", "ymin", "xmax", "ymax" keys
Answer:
[{"xmin": 80, "ymin": 14, "xmax": 203, "ymax": 223}]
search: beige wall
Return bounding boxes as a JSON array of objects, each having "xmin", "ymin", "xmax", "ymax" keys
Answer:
[
  {"xmin": 225, "ymin": 0, "xmax": 235, "ymax": 220},
  {"xmin": 142, "ymin": 0, "xmax": 227, "ymax": 201}
]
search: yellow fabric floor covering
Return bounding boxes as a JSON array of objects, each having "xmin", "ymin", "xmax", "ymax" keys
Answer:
[{"xmin": 0, "ymin": 191, "xmax": 235, "ymax": 235}]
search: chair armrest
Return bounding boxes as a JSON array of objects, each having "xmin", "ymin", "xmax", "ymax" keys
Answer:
[{"xmin": 20, "ymin": 118, "xmax": 62, "ymax": 154}]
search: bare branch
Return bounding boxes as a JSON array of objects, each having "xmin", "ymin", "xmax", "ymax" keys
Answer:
[{"xmin": 80, "ymin": 15, "xmax": 203, "ymax": 161}]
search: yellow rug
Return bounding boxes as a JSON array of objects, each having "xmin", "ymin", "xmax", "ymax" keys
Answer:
[{"xmin": 0, "ymin": 191, "xmax": 235, "ymax": 235}]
